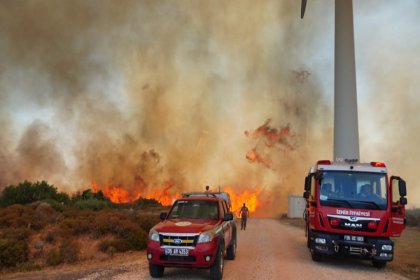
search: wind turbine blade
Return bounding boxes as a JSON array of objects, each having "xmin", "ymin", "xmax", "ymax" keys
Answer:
[{"xmin": 301, "ymin": 0, "xmax": 308, "ymax": 18}]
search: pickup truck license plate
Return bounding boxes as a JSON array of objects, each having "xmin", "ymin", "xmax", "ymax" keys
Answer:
[
  {"xmin": 165, "ymin": 248, "xmax": 189, "ymax": 256},
  {"xmin": 344, "ymin": 235, "xmax": 364, "ymax": 242}
]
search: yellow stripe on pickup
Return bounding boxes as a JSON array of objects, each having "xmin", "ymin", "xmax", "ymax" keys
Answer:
[{"xmin": 162, "ymin": 238, "xmax": 194, "ymax": 244}]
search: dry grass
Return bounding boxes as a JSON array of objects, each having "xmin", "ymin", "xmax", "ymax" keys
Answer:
[
  {"xmin": 389, "ymin": 227, "xmax": 420, "ymax": 279},
  {"xmin": 0, "ymin": 203, "xmax": 163, "ymax": 273}
]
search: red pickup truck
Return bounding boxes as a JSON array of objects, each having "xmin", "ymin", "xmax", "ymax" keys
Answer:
[{"xmin": 147, "ymin": 192, "xmax": 237, "ymax": 279}]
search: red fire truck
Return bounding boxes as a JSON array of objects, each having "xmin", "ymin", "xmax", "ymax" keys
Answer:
[{"xmin": 303, "ymin": 160, "xmax": 407, "ymax": 268}]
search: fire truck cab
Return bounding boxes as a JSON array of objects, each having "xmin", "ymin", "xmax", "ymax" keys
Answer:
[{"xmin": 303, "ymin": 160, "xmax": 407, "ymax": 268}]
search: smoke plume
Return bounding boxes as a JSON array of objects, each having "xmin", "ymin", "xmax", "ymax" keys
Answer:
[{"xmin": 0, "ymin": 0, "xmax": 418, "ymax": 214}]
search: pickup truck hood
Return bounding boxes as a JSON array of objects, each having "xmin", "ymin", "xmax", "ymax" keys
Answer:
[{"xmin": 154, "ymin": 219, "xmax": 220, "ymax": 234}]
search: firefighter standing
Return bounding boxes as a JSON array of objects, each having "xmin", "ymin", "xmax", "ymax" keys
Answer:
[{"xmin": 240, "ymin": 203, "xmax": 249, "ymax": 230}]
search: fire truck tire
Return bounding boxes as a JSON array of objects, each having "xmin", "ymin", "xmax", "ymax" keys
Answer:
[
  {"xmin": 311, "ymin": 251, "xmax": 322, "ymax": 262},
  {"xmin": 306, "ymin": 226, "xmax": 310, "ymax": 248},
  {"xmin": 210, "ymin": 246, "xmax": 224, "ymax": 280},
  {"xmin": 226, "ymin": 233, "xmax": 237, "ymax": 260},
  {"xmin": 372, "ymin": 261, "xmax": 387, "ymax": 269},
  {"xmin": 149, "ymin": 263, "xmax": 165, "ymax": 278}
]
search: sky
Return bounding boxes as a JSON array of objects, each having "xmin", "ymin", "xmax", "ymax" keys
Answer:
[{"xmin": 0, "ymin": 0, "xmax": 419, "ymax": 213}]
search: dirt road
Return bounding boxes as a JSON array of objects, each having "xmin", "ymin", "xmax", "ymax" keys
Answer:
[{"xmin": 4, "ymin": 218, "xmax": 410, "ymax": 280}]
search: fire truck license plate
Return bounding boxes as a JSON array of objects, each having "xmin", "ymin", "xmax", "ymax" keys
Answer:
[
  {"xmin": 165, "ymin": 248, "xmax": 189, "ymax": 256},
  {"xmin": 344, "ymin": 235, "xmax": 364, "ymax": 242}
]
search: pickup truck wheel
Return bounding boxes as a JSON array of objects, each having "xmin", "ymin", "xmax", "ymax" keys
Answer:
[
  {"xmin": 372, "ymin": 261, "xmax": 386, "ymax": 269},
  {"xmin": 210, "ymin": 246, "xmax": 224, "ymax": 280},
  {"xmin": 149, "ymin": 263, "xmax": 164, "ymax": 278},
  {"xmin": 226, "ymin": 234, "xmax": 237, "ymax": 260}
]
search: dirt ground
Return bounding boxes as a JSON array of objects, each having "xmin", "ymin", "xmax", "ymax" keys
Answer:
[
  {"xmin": 281, "ymin": 217, "xmax": 420, "ymax": 280},
  {"xmin": 3, "ymin": 218, "xmax": 419, "ymax": 280}
]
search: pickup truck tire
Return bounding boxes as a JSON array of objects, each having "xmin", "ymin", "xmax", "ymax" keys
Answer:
[
  {"xmin": 226, "ymin": 232, "xmax": 237, "ymax": 260},
  {"xmin": 210, "ymin": 246, "xmax": 224, "ymax": 280},
  {"xmin": 372, "ymin": 261, "xmax": 386, "ymax": 269},
  {"xmin": 149, "ymin": 263, "xmax": 164, "ymax": 278}
]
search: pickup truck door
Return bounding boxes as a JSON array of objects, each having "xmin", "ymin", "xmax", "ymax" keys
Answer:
[{"xmin": 221, "ymin": 201, "xmax": 232, "ymax": 249}]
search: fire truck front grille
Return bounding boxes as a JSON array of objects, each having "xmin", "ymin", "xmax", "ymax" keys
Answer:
[
  {"xmin": 159, "ymin": 233, "xmax": 199, "ymax": 247},
  {"xmin": 327, "ymin": 215, "xmax": 379, "ymax": 232}
]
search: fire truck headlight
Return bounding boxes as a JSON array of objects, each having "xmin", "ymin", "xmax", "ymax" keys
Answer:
[
  {"xmin": 381, "ymin": 244, "xmax": 392, "ymax": 251},
  {"xmin": 198, "ymin": 232, "xmax": 215, "ymax": 243},
  {"xmin": 315, "ymin": 238, "xmax": 326, "ymax": 244},
  {"xmin": 149, "ymin": 228, "xmax": 160, "ymax": 242}
]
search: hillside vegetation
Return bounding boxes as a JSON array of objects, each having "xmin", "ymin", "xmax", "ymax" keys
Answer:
[
  {"xmin": 0, "ymin": 181, "xmax": 163, "ymax": 272},
  {"xmin": 1, "ymin": 181, "xmax": 419, "ymax": 274}
]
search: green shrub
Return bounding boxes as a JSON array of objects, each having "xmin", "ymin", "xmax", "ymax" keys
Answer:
[
  {"xmin": 406, "ymin": 208, "xmax": 420, "ymax": 227},
  {"xmin": 46, "ymin": 249, "xmax": 63, "ymax": 266},
  {"xmin": 72, "ymin": 198, "xmax": 111, "ymax": 211},
  {"xmin": 0, "ymin": 238, "xmax": 29, "ymax": 267},
  {"xmin": 136, "ymin": 214, "xmax": 160, "ymax": 233},
  {"xmin": 0, "ymin": 227, "xmax": 31, "ymax": 241},
  {"xmin": 98, "ymin": 239, "xmax": 127, "ymax": 253},
  {"xmin": 15, "ymin": 261, "xmax": 42, "ymax": 272},
  {"xmin": 135, "ymin": 197, "xmax": 161, "ymax": 208},
  {"xmin": 0, "ymin": 181, "xmax": 69, "ymax": 207},
  {"xmin": 42, "ymin": 199, "xmax": 65, "ymax": 212},
  {"xmin": 125, "ymin": 230, "xmax": 147, "ymax": 250},
  {"xmin": 44, "ymin": 231, "xmax": 55, "ymax": 243},
  {"xmin": 59, "ymin": 240, "xmax": 79, "ymax": 263}
]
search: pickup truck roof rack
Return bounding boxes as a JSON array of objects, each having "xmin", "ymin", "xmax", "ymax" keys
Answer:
[{"xmin": 182, "ymin": 192, "xmax": 218, "ymax": 198}]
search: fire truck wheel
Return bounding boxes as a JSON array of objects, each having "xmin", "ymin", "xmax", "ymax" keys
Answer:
[
  {"xmin": 306, "ymin": 227, "xmax": 311, "ymax": 248},
  {"xmin": 372, "ymin": 261, "xmax": 387, "ymax": 269},
  {"xmin": 149, "ymin": 263, "xmax": 165, "ymax": 278},
  {"xmin": 311, "ymin": 251, "xmax": 322, "ymax": 262},
  {"xmin": 226, "ymin": 234, "xmax": 237, "ymax": 260},
  {"xmin": 210, "ymin": 246, "xmax": 224, "ymax": 280}
]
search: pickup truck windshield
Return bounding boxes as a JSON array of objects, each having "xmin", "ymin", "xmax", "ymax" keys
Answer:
[
  {"xmin": 319, "ymin": 171, "xmax": 388, "ymax": 210},
  {"xmin": 168, "ymin": 200, "xmax": 219, "ymax": 219}
]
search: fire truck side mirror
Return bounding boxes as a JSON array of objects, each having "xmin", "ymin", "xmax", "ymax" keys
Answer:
[
  {"xmin": 399, "ymin": 197, "xmax": 407, "ymax": 205},
  {"xmin": 303, "ymin": 191, "xmax": 310, "ymax": 199},
  {"xmin": 398, "ymin": 179, "xmax": 407, "ymax": 197},
  {"xmin": 304, "ymin": 175, "xmax": 311, "ymax": 191},
  {"xmin": 160, "ymin": 212, "xmax": 167, "ymax": 220}
]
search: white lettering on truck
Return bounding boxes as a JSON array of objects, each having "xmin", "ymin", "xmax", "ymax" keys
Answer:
[{"xmin": 336, "ymin": 209, "xmax": 370, "ymax": 217}]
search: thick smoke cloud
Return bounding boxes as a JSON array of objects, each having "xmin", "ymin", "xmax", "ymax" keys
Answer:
[{"xmin": 0, "ymin": 0, "xmax": 418, "ymax": 214}]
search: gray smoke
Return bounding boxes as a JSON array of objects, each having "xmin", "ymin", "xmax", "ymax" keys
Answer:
[{"xmin": 0, "ymin": 0, "xmax": 418, "ymax": 214}]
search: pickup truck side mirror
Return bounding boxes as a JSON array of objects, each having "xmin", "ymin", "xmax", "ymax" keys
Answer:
[
  {"xmin": 223, "ymin": 213, "xmax": 234, "ymax": 221},
  {"xmin": 160, "ymin": 212, "xmax": 167, "ymax": 220}
]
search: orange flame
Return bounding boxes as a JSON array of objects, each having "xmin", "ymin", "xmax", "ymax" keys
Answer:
[
  {"xmin": 245, "ymin": 148, "xmax": 272, "ymax": 167},
  {"xmin": 145, "ymin": 181, "xmax": 179, "ymax": 206},
  {"xmin": 91, "ymin": 180, "xmax": 179, "ymax": 206},
  {"xmin": 223, "ymin": 186, "xmax": 262, "ymax": 215},
  {"xmin": 245, "ymin": 119, "xmax": 293, "ymax": 148},
  {"xmin": 244, "ymin": 119, "xmax": 296, "ymax": 168}
]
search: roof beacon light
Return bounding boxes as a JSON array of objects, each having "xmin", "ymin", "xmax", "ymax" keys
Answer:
[
  {"xmin": 371, "ymin": 162, "xmax": 386, "ymax": 168},
  {"xmin": 317, "ymin": 160, "xmax": 332, "ymax": 165}
]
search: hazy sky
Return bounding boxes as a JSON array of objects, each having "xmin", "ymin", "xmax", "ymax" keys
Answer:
[{"xmin": 0, "ymin": 0, "xmax": 419, "ymax": 212}]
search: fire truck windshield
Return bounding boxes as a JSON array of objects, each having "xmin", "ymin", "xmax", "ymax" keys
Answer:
[{"xmin": 318, "ymin": 171, "xmax": 388, "ymax": 210}]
